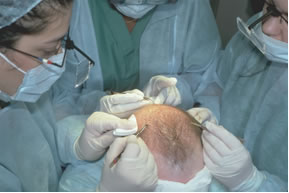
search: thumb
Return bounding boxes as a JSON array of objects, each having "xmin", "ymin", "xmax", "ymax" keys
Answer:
[
  {"xmin": 105, "ymin": 137, "xmax": 128, "ymax": 163},
  {"xmin": 204, "ymin": 121, "xmax": 242, "ymax": 149},
  {"xmin": 96, "ymin": 130, "xmax": 115, "ymax": 148},
  {"xmin": 113, "ymin": 116, "xmax": 138, "ymax": 131},
  {"xmin": 121, "ymin": 135, "xmax": 140, "ymax": 159}
]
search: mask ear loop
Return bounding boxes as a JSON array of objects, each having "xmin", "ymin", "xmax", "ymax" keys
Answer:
[{"xmin": 0, "ymin": 52, "xmax": 26, "ymax": 74}]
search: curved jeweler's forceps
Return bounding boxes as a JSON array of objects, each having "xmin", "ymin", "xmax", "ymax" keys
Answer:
[
  {"xmin": 191, "ymin": 117, "xmax": 207, "ymax": 131},
  {"xmin": 109, "ymin": 124, "xmax": 148, "ymax": 168},
  {"xmin": 191, "ymin": 118, "xmax": 244, "ymax": 143}
]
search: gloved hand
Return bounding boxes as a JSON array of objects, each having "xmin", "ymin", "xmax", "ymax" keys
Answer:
[
  {"xmin": 100, "ymin": 89, "xmax": 153, "ymax": 118},
  {"xmin": 99, "ymin": 135, "xmax": 158, "ymax": 192},
  {"xmin": 143, "ymin": 75, "xmax": 181, "ymax": 106},
  {"xmin": 74, "ymin": 112, "xmax": 137, "ymax": 161},
  {"xmin": 187, "ymin": 107, "xmax": 218, "ymax": 125},
  {"xmin": 202, "ymin": 122, "xmax": 265, "ymax": 191}
]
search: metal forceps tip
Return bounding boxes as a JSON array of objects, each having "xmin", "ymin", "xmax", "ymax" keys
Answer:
[{"xmin": 109, "ymin": 124, "xmax": 148, "ymax": 168}]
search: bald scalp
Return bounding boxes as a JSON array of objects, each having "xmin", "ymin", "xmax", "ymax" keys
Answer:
[{"xmin": 134, "ymin": 104, "xmax": 202, "ymax": 168}]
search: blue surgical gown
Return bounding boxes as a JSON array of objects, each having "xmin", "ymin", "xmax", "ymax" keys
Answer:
[
  {"xmin": 0, "ymin": 92, "xmax": 83, "ymax": 191},
  {"xmin": 196, "ymin": 15, "xmax": 288, "ymax": 191},
  {"xmin": 52, "ymin": 0, "xmax": 221, "ymax": 119}
]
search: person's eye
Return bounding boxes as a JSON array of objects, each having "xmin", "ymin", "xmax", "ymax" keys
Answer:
[{"xmin": 42, "ymin": 50, "xmax": 57, "ymax": 58}]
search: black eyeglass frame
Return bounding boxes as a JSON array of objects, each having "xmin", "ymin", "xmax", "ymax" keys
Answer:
[
  {"xmin": 248, "ymin": 0, "xmax": 288, "ymax": 30},
  {"xmin": 65, "ymin": 34, "xmax": 95, "ymax": 67},
  {"xmin": 5, "ymin": 32, "xmax": 95, "ymax": 68}
]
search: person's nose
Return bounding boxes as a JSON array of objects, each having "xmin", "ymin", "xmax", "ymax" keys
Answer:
[{"xmin": 262, "ymin": 16, "xmax": 283, "ymax": 41}]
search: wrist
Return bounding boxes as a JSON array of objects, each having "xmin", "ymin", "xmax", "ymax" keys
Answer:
[
  {"xmin": 230, "ymin": 166, "xmax": 265, "ymax": 191},
  {"xmin": 73, "ymin": 136, "xmax": 84, "ymax": 160}
]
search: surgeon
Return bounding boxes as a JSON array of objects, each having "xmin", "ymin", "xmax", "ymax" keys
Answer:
[
  {"xmin": 52, "ymin": 0, "xmax": 221, "ymax": 119},
  {"xmin": 0, "ymin": 0, "xmax": 157, "ymax": 191},
  {"xmin": 192, "ymin": 0, "xmax": 288, "ymax": 191}
]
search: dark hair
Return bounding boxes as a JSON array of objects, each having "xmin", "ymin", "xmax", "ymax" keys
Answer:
[{"xmin": 0, "ymin": 0, "xmax": 73, "ymax": 48}]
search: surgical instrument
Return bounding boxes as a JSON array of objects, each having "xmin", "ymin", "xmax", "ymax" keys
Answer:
[
  {"xmin": 191, "ymin": 118, "xmax": 244, "ymax": 143},
  {"xmin": 109, "ymin": 124, "xmax": 148, "ymax": 168},
  {"xmin": 191, "ymin": 116, "xmax": 208, "ymax": 131}
]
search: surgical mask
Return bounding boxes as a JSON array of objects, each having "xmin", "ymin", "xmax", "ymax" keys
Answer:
[
  {"xmin": 0, "ymin": 50, "xmax": 65, "ymax": 103},
  {"xmin": 260, "ymin": 29, "xmax": 288, "ymax": 63},
  {"xmin": 113, "ymin": 3, "xmax": 156, "ymax": 19},
  {"xmin": 237, "ymin": 14, "xmax": 288, "ymax": 64},
  {"xmin": 154, "ymin": 167, "xmax": 212, "ymax": 192}
]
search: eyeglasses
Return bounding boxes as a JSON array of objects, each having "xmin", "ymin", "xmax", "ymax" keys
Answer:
[
  {"xmin": 64, "ymin": 34, "xmax": 95, "ymax": 87},
  {"xmin": 6, "ymin": 32, "xmax": 95, "ymax": 88},
  {"xmin": 7, "ymin": 46, "xmax": 65, "ymax": 67},
  {"xmin": 248, "ymin": 0, "xmax": 288, "ymax": 30}
]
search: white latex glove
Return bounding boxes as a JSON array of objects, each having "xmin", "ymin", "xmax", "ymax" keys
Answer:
[
  {"xmin": 74, "ymin": 112, "xmax": 137, "ymax": 161},
  {"xmin": 100, "ymin": 89, "xmax": 153, "ymax": 118},
  {"xmin": 202, "ymin": 122, "xmax": 265, "ymax": 191},
  {"xmin": 99, "ymin": 135, "xmax": 158, "ymax": 192},
  {"xmin": 187, "ymin": 107, "xmax": 218, "ymax": 125},
  {"xmin": 143, "ymin": 75, "xmax": 181, "ymax": 106}
]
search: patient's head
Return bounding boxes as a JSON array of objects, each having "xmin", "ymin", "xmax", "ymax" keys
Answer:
[{"xmin": 133, "ymin": 104, "xmax": 204, "ymax": 184}]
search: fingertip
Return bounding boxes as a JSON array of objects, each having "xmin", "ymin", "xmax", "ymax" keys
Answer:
[
  {"xmin": 126, "ymin": 89, "xmax": 144, "ymax": 97},
  {"xmin": 128, "ymin": 114, "xmax": 137, "ymax": 128},
  {"xmin": 100, "ymin": 130, "xmax": 115, "ymax": 146},
  {"xmin": 127, "ymin": 134, "xmax": 137, "ymax": 142},
  {"xmin": 128, "ymin": 92, "xmax": 145, "ymax": 100},
  {"xmin": 135, "ymin": 89, "xmax": 145, "ymax": 97},
  {"xmin": 112, "ymin": 93, "xmax": 144, "ymax": 104},
  {"xmin": 202, "ymin": 130, "xmax": 209, "ymax": 137},
  {"xmin": 105, "ymin": 136, "xmax": 127, "ymax": 161},
  {"xmin": 120, "ymin": 115, "xmax": 137, "ymax": 129},
  {"xmin": 122, "ymin": 137, "xmax": 140, "ymax": 158},
  {"xmin": 136, "ymin": 137, "xmax": 146, "ymax": 147},
  {"xmin": 204, "ymin": 121, "xmax": 217, "ymax": 132},
  {"xmin": 169, "ymin": 77, "xmax": 177, "ymax": 85},
  {"xmin": 128, "ymin": 114, "xmax": 137, "ymax": 124}
]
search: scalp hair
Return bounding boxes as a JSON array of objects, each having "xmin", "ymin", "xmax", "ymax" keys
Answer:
[
  {"xmin": 0, "ymin": 0, "xmax": 73, "ymax": 48},
  {"xmin": 134, "ymin": 104, "xmax": 202, "ymax": 168}
]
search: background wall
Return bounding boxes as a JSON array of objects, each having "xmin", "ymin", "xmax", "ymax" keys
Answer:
[{"xmin": 210, "ymin": 0, "xmax": 257, "ymax": 47}]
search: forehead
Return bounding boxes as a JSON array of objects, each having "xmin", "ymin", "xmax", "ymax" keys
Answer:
[
  {"xmin": 40, "ymin": 6, "xmax": 72, "ymax": 43},
  {"xmin": 13, "ymin": 5, "xmax": 72, "ymax": 51},
  {"xmin": 272, "ymin": 0, "xmax": 288, "ymax": 12}
]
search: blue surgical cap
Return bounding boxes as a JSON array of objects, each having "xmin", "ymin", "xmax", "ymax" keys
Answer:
[{"xmin": 0, "ymin": 0, "xmax": 42, "ymax": 29}]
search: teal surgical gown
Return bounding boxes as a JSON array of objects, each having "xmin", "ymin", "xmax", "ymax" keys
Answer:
[
  {"xmin": 0, "ymin": 92, "xmax": 83, "ymax": 191},
  {"xmin": 88, "ymin": 0, "xmax": 153, "ymax": 92},
  {"xmin": 196, "ymin": 14, "xmax": 288, "ymax": 191},
  {"xmin": 52, "ymin": 0, "xmax": 221, "ymax": 119}
]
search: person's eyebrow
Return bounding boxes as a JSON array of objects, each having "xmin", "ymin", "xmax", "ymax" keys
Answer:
[
  {"xmin": 265, "ymin": 0, "xmax": 288, "ymax": 15},
  {"xmin": 265, "ymin": 0, "xmax": 288, "ymax": 17},
  {"xmin": 44, "ymin": 34, "xmax": 66, "ymax": 44}
]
